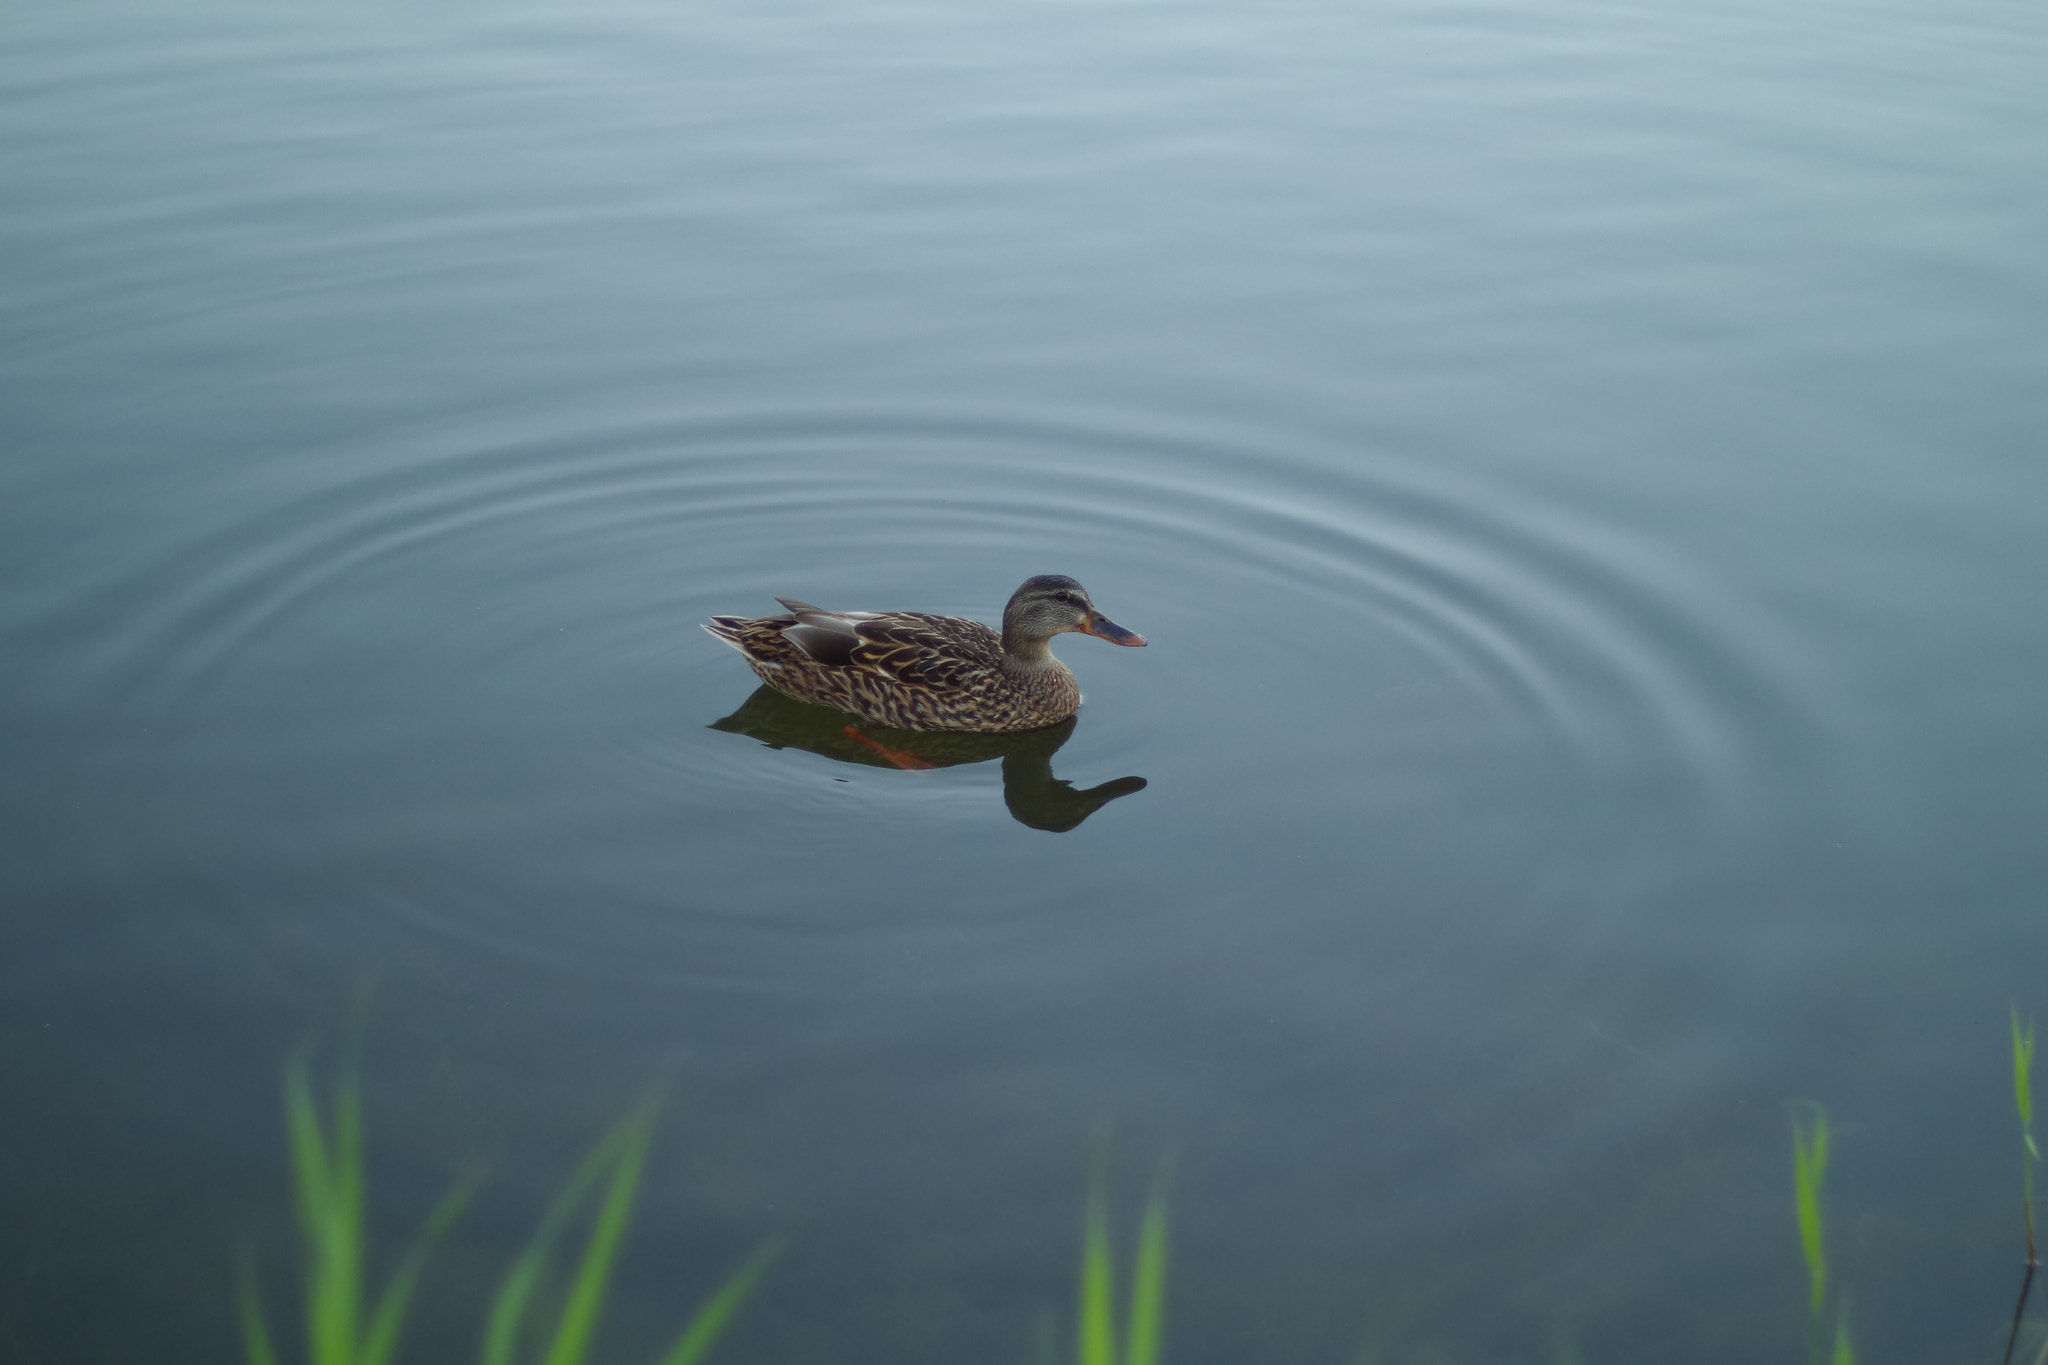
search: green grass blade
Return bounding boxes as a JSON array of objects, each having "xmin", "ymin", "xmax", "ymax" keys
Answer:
[
  {"xmin": 358, "ymin": 1168, "xmax": 483, "ymax": 1365},
  {"xmin": 539, "ymin": 1104, "xmax": 657, "ymax": 1365},
  {"xmin": 2014, "ymin": 1009, "xmax": 2043, "ymax": 1365},
  {"xmin": 237, "ymin": 1253, "xmax": 283, "ymax": 1365},
  {"xmin": 1831, "ymin": 1311, "xmax": 1855, "ymax": 1365},
  {"xmin": 481, "ymin": 1247, "xmax": 547, "ymax": 1365},
  {"xmin": 2016, "ymin": 1008, "xmax": 2039, "ymax": 1234},
  {"xmin": 651, "ymin": 1240, "xmax": 781, "ymax": 1365},
  {"xmin": 2015, "ymin": 1008, "xmax": 2037, "ymax": 1132},
  {"xmin": 1078, "ymin": 1159, "xmax": 1115, "ymax": 1365},
  {"xmin": 1122, "ymin": 1182, "xmax": 1169, "ymax": 1365},
  {"xmin": 284, "ymin": 1051, "xmax": 362, "ymax": 1365},
  {"xmin": 483, "ymin": 1121, "xmax": 639, "ymax": 1365},
  {"xmin": 284, "ymin": 1055, "xmax": 334, "ymax": 1244},
  {"xmin": 1793, "ymin": 1109, "xmax": 1830, "ymax": 1324},
  {"xmin": 328, "ymin": 1056, "xmax": 366, "ymax": 1365}
]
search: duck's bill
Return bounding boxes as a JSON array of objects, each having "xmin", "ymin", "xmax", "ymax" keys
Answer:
[{"xmin": 1080, "ymin": 613, "xmax": 1147, "ymax": 646}]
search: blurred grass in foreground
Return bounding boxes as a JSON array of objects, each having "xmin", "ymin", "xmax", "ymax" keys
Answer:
[
  {"xmin": 2009, "ymin": 1009, "xmax": 2040, "ymax": 1365},
  {"xmin": 242, "ymin": 1012, "xmax": 2048, "ymax": 1364},
  {"xmin": 1791, "ymin": 1105, "xmax": 1853, "ymax": 1365},
  {"xmin": 239, "ymin": 1048, "xmax": 774, "ymax": 1365},
  {"xmin": 1077, "ymin": 1153, "xmax": 1170, "ymax": 1365}
]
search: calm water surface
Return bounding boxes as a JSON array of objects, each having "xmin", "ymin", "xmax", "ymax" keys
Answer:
[{"xmin": 5, "ymin": 1, "xmax": 2047, "ymax": 1360}]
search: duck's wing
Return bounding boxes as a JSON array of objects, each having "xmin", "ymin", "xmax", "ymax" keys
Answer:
[
  {"xmin": 762, "ymin": 601, "xmax": 1005, "ymax": 691},
  {"xmin": 846, "ymin": 613, "xmax": 1006, "ymax": 692},
  {"xmin": 775, "ymin": 598, "xmax": 888, "ymax": 667}
]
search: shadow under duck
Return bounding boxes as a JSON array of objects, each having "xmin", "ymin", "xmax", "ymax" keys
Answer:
[
  {"xmin": 703, "ymin": 574, "xmax": 1146, "ymax": 733},
  {"xmin": 708, "ymin": 685, "xmax": 1148, "ymax": 831}
]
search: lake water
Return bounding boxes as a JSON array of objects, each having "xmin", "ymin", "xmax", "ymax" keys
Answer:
[{"xmin": 5, "ymin": 1, "xmax": 2046, "ymax": 1360}]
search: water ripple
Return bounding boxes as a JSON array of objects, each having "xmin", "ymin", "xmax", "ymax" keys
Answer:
[{"xmin": 40, "ymin": 400, "xmax": 1835, "ymax": 1017}]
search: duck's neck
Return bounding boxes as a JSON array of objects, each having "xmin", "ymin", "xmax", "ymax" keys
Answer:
[{"xmin": 1001, "ymin": 630, "xmax": 1059, "ymax": 666}]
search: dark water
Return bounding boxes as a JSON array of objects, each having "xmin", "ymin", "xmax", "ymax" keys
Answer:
[{"xmin": 5, "ymin": 1, "xmax": 2047, "ymax": 1360}]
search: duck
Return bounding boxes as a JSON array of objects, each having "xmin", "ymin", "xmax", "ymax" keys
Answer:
[{"xmin": 704, "ymin": 574, "xmax": 1146, "ymax": 733}]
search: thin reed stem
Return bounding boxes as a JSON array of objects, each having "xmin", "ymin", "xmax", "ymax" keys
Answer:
[
  {"xmin": 2005, "ymin": 1009, "xmax": 2039, "ymax": 1365},
  {"xmin": 1792, "ymin": 1106, "xmax": 1831, "ymax": 1365}
]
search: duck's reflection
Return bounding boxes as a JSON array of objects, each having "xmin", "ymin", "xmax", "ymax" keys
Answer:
[{"xmin": 709, "ymin": 686, "xmax": 1147, "ymax": 832}]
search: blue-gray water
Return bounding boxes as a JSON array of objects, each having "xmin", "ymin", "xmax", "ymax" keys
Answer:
[{"xmin": 5, "ymin": 1, "xmax": 2046, "ymax": 1360}]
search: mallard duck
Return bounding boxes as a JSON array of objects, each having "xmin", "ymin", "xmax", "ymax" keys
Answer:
[{"xmin": 704, "ymin": 574, "xmax": 1146, "ymax": 733}]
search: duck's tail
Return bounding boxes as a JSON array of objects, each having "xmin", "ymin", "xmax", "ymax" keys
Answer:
[{"xmin": 702, "ymin": 617, "xmax": 754, "ymax": 655}]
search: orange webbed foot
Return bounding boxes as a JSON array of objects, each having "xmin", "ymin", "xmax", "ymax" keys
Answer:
[{"xmin": 842, "ymin": 725, "xmax": 937, "ymax": 770}]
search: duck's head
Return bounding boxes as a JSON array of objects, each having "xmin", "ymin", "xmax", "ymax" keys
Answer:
[{"xmin": 1002, "ymin": 575, "xmax": 1147, "ymax": 652}]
